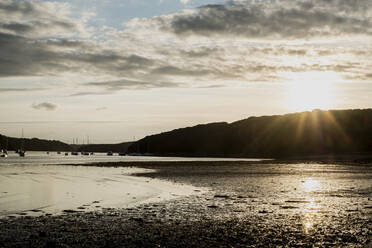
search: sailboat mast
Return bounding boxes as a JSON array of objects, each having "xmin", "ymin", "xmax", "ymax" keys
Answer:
[{"xmin": 21, "ymin": 128, "xmax": 24, "ymax": 150}]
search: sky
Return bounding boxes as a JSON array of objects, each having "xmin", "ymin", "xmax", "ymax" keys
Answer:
[{"xmin": 0, "ymin": 0, "xmax": 371, "ymax": 143}]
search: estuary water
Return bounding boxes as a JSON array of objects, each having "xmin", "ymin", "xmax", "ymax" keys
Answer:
[
  {"xmin": 0, "ymin": 153, "xmax": 371, "ymax": 246},
  {"xmin": 0, "ymin": 151, "xmax": 263, "ymax": 166},
  {"xmin": 0, "ymin": 152, "xmax": 262, "ymax": 217}
]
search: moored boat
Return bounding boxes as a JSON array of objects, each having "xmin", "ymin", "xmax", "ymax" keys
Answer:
[
  {"xmin": 19, "ymin": 129, "xmax": 26, "ymax": 157},
  {"xmin": 0, "ymin": 150, "xmax": 7, "ymax": 158}
]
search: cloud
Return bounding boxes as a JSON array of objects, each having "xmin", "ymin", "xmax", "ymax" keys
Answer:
[
  {"xmin": 32, "ymin": 102, "xmax": 57, "ymax": 111},
  {"xmin": 0, "ymin": 0, "xmax": 100, "ymax": 78},
  {"xmin": 69, "ymin": 91, "xmax": 113, "ymax": 97},
  {"xmin": 344, "ymin": 72, "xmax": 372, "ymax": 81},
  {"xmin": 0, "ymin": 0, "xmax": 84, "ymax": 38},
  {"xmin": 151, "ymin": 0, "xmax": 372, "ymax": 39},
  {"xmin": 0, "ymin": 32, "xmax": 156, "ymax": 77},
  {"xmin": 198, "ymin": 84, "xmax": 225, "ymax": 88},
  {"xmin": 85, "ymin": 78, "xmax": 183, "ymax": 91},
  {"xmin": 0, "ymin": 87, "xmax": 44, "ymax": 93},
  {"xmin": 151, "ymin": 66, "xmax": 211, "ymax": 77},
  {"xmin": 0, "ymin": 0, "xmax": 371, "ymax": 94}
]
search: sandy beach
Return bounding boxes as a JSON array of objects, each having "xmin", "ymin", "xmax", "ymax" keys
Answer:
[{"xmin": 0, "ymin": 160, "xmax": 371, "ymax": 247}]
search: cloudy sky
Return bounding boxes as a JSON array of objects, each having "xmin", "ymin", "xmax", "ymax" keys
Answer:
[{"xmin": 0, "ymin": 0, "xmax": 371, "ymax": 143}]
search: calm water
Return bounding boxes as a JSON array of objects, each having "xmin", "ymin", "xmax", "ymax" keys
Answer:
[
  {"xmin": 0, "ymin": 164, "xmax": 200, "ymax": 217},
  {"xmin": 1, "ymin": 152, "xmax": 235, "ymax": 217},
  {"xmin": 0, "ymin": 151, "xmax": 264, "ymax": 165},
  {"xmin": 0, "ymin": 152, "xmax": 261, "ymax": 217}
]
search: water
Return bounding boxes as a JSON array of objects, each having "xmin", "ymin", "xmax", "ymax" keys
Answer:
[
  {"xmin": 0, "ymin": 164, "xmax": 203, "ymax": 217},
  {"xmin": 0, "ymin": 152, "xmax": 215, "ymax": 217},
  {"xmin": 0, "ymin": 151, "xmax": 264, "ymax": 166},
  {"xmin": 0, "ymin": 156, "xmax": 371, "ymax": 246},
  {"xmin": 0, "ymin": 152, "xmax": 263, "ymax": 217}
]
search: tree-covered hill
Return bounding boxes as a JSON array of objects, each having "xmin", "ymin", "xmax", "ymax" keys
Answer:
[
  {"xmin": 128, "ymin": 109, "xmax": 372, "ymax": 158},
  {"xmin": 0, "ymin": 135, "xmax": 71, "ymax": 152}
]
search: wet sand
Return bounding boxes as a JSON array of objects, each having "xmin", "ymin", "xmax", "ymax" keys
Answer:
[{"xmin": 0, "ymin": 160, "xmax": 371, "ymax": 247}]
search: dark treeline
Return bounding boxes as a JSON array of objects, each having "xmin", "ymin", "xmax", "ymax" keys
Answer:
[
  {"xmin": 0, "ymin": 135, "xmax": 71, "ymax": 152},
  {"xmin": 128, "ymin": 109, "xmax": 372, "ymax": 158},
  {"xmin": 75, "ymin": 142, "xmax": 133, "ymax": 153},
  {"xmin": 0, "ymin": 135, "xmax": 132, "ymax": 153}
]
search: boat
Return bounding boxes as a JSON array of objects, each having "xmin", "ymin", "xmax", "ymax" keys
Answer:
[
  {"xmin": 118, "ymin": 152, "xmax": 126, "ymax": 156},
  {"xmin": 0, "ymin": 150, "xmax": 7, "ymax": 158},
  {"xmin": 57, "ymin": 151, "xmax": 61, "ymax": 154},
  {"xmin": 1, "ymin": 139, "xmax": 9, "ymax": 157},
  {"xmin": 107, "ymin": 151, "xmax": 113, "ymax": 156},
  {"xmin": 82, "ymin": 152, "xmax": 90, "ymax": 156},
  {"xmin": 71, "ymin": 152, "xmax": 79, "ymax": 156},
  {"xmin": 19, "ymin": 129, "xmax": 26, "ymax": 157},
  {"xmin": 65, "ymin": 152, "xmax": 69, "ymax": 156}
]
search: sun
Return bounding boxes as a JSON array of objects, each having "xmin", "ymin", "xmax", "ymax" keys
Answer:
[{"xmin": 285, "ymin": 71, "xmax": 339, "ymax": 112}]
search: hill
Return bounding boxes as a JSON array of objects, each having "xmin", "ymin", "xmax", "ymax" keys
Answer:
[
  {"xmin": 0, "ymin": 134, "xmax": 133, "ymax": 153},
  {"xmin": 75, "ymin": 142, "xmax": 133, "ymax": 153},
  {"xmin": 128, "ymin": 109, "xmax": 372, "ymax": 158},
  {"xmin": 0, "ymin": 134, "xmax": 71, "ymax": 152}
]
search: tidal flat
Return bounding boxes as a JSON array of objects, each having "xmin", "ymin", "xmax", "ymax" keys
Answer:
[{"xmin": 0, "ymin": 160, "xmax": 371, "ymax": 247}]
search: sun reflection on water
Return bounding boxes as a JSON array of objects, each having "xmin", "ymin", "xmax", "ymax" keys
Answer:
[
  {"xmin": 303, "ymin": 221, "xmax": 312, "ymax": 232},
  {"xmin": 300, "ymin": 178, "xmax": 323, "ymax": 233},
  {"xmin": 302, "ymin": 178, "xmax": 322, "ymax": 192},
  {"xmin": 301, "ymin": 198, "xmax": 323, "ymax": 234}
]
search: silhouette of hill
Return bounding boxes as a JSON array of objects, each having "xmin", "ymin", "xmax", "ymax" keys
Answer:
[
  {"xmin": 75, "ymin": 142, "xmax": 133, "ymax": 153},
  {"xmin": 128, "ymin": 109, "xmax": 372, "ymax": 158},
  {"xmin": 0, "ymin": 134, "xmax": 133, "ymax": 153},
  {"xmin": 0, "ymin": 134, "xmax": 71, "ymax": 152}
]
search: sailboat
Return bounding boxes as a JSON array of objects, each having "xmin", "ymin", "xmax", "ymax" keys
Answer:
[
  {"xmin": 0, "ymin": 150, "xmax": 7, "ymax": 158},
  {"xmin": 19, "ymin": 150, "xmax": 25, "ymax": 157},
  {"xmin": 19, "ymin": 129, "xmax": 26, "ymax": 157},
  {"xmin": 1, "ymin": 138, "xmax": 8, "ymax": 157}
]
